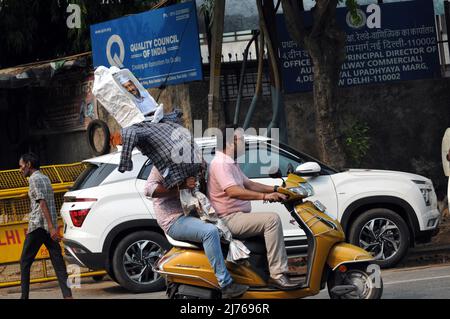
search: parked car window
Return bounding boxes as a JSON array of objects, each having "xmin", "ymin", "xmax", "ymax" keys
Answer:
[
  {"xmin": 71, "ymin": 163, "xmax": 118, "ymax": 190},
  {"xmin": 237, "ymin": 143, "xmax": 299, "ymax": 178},
  {"xmin": 278, "ymin": 142, "xmax": 338, "ymax": 175},
  {"xmin": 201, "ymin": 143, "xmax": 295, "ymax": 178},
  {"xmin": 136, "ymin": 140, "xmax": 336, "ymax": 182},
  {"xmin": 137, "ymin": 160, "xmax": 153, "ymax": 180},
  {"xmin": 239, "ymin": 142, "xmax": 336, "ymax": 178}
]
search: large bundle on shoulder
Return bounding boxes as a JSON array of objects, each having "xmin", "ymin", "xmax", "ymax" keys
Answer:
[
  {"xmin": 120, "ymin": 120, "xmax": 203, "ymax": 189},
  {"xmin": 92, "ymin": 66, "xmax": 145, "ymax": 128},
  {"xmin": 92, "ymin": 66, "xmax": 249, "ymax": 262},
  {"xmin": 92, "ymin": 66, "xmax": 196, "ymax": 188}
]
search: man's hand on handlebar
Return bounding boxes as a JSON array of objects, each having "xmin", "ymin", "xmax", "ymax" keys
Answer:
[{"xmin": 264, "ymin": 192, "xmax": 288, "ymax": 203}]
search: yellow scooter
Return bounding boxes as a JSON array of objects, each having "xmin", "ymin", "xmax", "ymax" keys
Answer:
[{"xmin": 154, "ymin": 164, "xmax": 383, "ymax": 299}]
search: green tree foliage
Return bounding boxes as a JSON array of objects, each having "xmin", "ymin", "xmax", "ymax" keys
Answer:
[
  {"xmin": 343, "ymin": 120, "xmax": 371, "ymax": 167},
  {"xmin": 0, "ymin": 0, "xmax": 160, "ymax": 68}
]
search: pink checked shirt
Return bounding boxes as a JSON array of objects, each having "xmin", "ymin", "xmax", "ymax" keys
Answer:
[{"xmin": 144, "ymin": 166, "xmax": 183, "ymax": 233}]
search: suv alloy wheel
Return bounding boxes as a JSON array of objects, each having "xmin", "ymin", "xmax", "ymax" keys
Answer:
[
  {"xmin": 348, "ymin": 208, "xmax": 410, "ymax": 268},
  {"xmin": 112, "ymin": 231, "xmax": 171, "ymax": 293}
]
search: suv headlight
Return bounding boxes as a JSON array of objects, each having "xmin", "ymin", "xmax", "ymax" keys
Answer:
[
  {"xmin": 420, "ymin": 188, "xmax": 431, "ymax": 206},
  {"xmin": 412, "ymin": 180, "xmax": 432, "ymax": 206},
  {"xmin": 289, "ymin": 182, "xmax": 314, "ymax": 197}
]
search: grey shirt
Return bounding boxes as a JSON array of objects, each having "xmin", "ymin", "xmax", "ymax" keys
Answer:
[{"xmin": 27, "ymin": 170, "xmax": 58, "ymax": 234}]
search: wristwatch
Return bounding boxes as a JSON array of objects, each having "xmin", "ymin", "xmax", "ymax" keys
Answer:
[{"xmin": 273, "ymin": 185, "xmax": 279, "ymax": 192}]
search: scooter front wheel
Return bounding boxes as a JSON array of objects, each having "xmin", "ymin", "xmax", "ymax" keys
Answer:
[
  {"xmin": 327, "ymin": 265, "xmax": 383, "ymax": 299},
  {"xmin": 167, "ymin": 283, "xmax": 221, "ymax": 299}
]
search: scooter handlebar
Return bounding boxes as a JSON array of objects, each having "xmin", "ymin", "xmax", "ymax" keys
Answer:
[{"xmin": 276, "ymin": 186, "xmax": 303, "ymax": 203}]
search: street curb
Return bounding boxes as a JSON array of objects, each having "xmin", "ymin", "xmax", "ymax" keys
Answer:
[{"xmin": 409, "ymin": 244, "xmax": 450, "ymax": 255}]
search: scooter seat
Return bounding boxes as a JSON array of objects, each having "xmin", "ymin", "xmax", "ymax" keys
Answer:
[
  {"xmin": 165, "ymin": 234, "xmax": 267, "ymax": 254},
  {"xmin": 166, "ymin": 234, "xmax": 202, "ymax": 249}
]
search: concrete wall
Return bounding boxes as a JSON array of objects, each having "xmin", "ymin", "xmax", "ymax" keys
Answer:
[
  {"xmin": 42, "ymin": 131, "xmax": 93, "ymax": 164},
  {"xmin": 282, "ymin": 78, "xmax": 450, "ymax": 198},
  {"xmin": 0, "ymin": 85, "xmax": 95, "ymax": 169}
]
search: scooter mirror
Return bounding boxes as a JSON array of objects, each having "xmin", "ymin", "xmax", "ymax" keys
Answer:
[
  {"xmin": 268, "ymin": 168, "xmax": 283, "ymax": 179},
  {"xmin": 268, "ymin": 167, "xmax": 286, "ymax": 187},
  {"xmin": 295, "ymin": 162, "xmax": 321, "ymax": 176}
]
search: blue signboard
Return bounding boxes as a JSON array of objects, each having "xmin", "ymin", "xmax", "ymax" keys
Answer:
[
  {"xmin": 90, "ymin": 1, "xmax": 202, "ymax": 88},
  {"xmin": 277, "ymin": 0, "xmax": 440, "ymax": 93}
]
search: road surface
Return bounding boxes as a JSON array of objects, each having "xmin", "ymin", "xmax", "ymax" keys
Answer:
[{"xmin": 2, "ymin": 264, "xmax": 450, "ymax": 299}]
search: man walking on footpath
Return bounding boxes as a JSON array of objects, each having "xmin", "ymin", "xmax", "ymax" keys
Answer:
[{"xmin": 19, "ymin": 153, "xmax": 73, "ymax": 299}]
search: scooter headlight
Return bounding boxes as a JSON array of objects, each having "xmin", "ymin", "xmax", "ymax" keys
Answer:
[{"xmin": 289, "ymin": 182, "xmax": 314, "ymax": 197}]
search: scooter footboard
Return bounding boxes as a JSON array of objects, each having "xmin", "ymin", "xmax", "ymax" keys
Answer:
[{"xmin": 327, "ymin": 242, "xmax": 374, "ymax": 271}]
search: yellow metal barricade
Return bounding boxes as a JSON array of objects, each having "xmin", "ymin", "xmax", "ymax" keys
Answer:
[{"xmin": 0, "ymin": 163, "xmax": 106, "ymax": 288}]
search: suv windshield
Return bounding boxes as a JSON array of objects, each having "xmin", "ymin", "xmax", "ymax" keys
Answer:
[
  {"xmin": 237, "ymin": 141, "xmax": 337, "ymax": 178},
  {"xmin": 71, "ymin": 162, "xmax": 118, "ymax": 191},
  {"xmin": 202, "ymin": 140, "xmax": 337, "ymax": 178},
  {"xmin": 276, "ymin": 142, "xmax": 338, "ymax": 174}
]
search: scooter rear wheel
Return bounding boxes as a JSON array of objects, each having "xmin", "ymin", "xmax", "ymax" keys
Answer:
[{"xmin": 327, "ymin": 265, "xmax": 383, "ymax": 299}]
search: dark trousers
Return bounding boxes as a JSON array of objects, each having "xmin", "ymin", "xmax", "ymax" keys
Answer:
[{"xmin": 20, "ymin": 228, "xmax": 72, "ymax": 299}]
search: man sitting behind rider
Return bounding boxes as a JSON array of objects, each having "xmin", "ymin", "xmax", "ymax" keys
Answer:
[
  {"xmin": 145, "ymin": 167, "xmax": 248, "ymax": 298},
  {"xmin": 208, "ymin": 125, "xmax": 298, "ymax": 289}
]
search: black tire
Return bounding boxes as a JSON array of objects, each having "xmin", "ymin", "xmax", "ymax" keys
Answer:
[
  {"xmin": 112, "ymin": 231, "xmax": 170, "ymax": 293},
  {"xmin": 87, "ymin": 119, "xmax": 110, "ymax": 156},
  {"xmin": 105, "ymin": 264, "xmax": 118, "ymax": 283},
  {"xmin": 327, "ymin": 264, "xmax": 383, "ymax": 299},
  {"xmin": 348, "ymin": 208, "xmax": 410, "ymax": 268}
]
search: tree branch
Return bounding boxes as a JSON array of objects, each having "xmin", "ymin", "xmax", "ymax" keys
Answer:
[
  {"xmin": 280, "ymin": 0, "xmax": 308, "ymax": 47},
  {"xmin": 311, "ymin": 0, "xmax": 339, "ymax": 38},
  {"xmin": 256, "ymin": 0, "xmax": 281, "ymax": 89}
]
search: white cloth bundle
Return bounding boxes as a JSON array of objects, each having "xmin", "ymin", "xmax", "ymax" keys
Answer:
[
  {"xmin": 151, "ymin": 104, "xmax": 165, "ymax": 123},
  {"xmin": 92, "ymin": 66, "xmax": 145, "ymax": 128},
  {"xmin": 179, "ymin": 188, "xmax": 250, "ymax": 263},
  {"xmin": 93, "ymin": 66, "xmax": 168, "ymax": 127}
]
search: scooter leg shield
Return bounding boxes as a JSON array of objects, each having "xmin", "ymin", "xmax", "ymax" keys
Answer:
[{"xmin": 327, "ymin": 242, "xmax": 374, "ymax": 271}]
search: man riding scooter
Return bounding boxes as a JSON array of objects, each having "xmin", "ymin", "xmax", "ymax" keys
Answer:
[
  {"xmin": 145, "ymin": 166, "xmax": 249, "ymax": 298},
  {"xmin": 208, "ymin": 125, "xmax": 298, "ymax": 289},
  {"xmin": 154, "ymin": 126, "xmax": 383, "ymax": 299}
]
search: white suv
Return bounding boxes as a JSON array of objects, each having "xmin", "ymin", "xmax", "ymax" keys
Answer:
[{"xmin": 61, "ymin": 136, "xmax": 440, "ymax": 293}]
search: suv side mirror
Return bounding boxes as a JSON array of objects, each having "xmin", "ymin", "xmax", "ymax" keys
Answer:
[
  {"xmin": 287, "ymin": 163, "xmax": 294, "ymax": 175},
  {"xmin": 295, "ymin": 162, "xmax": 321, "ymax": 176}
]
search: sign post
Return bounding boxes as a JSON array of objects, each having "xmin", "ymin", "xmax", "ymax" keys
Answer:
[
  {"xmin": 90, "ymin": 1, "xmax": 203, "ymax": 89},
  {"xmin": 277, "ymin": 0, "xmax": 441, "ymax": 93}
]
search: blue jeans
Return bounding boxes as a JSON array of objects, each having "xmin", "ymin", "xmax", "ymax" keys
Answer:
[{"xmin": 167, "ymin": 215, "xmax": 232, "ymax": 288}]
